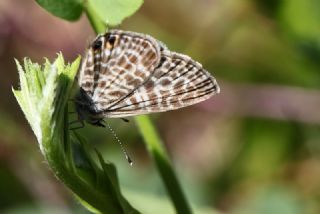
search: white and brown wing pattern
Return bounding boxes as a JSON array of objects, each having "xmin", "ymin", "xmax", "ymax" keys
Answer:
[
  {"xmin": 105, "ymin": 50, "xmax": 220, "ymax": 117},
  {"xmin": 76, "ymin": 30, "xmax": 219, "ymax": 125},
  {"xmin": 77, "ymin": 30, "xmax": 161, "ymax": 110}
]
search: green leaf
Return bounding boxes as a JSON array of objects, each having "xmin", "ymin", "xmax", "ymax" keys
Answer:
[
  {"xmin": 13, "ymin": 54, "xmax": 140, "ymax": 214},
  {"xmin": 35, "ymin": 0, "xmax": 84, "ymax": 21},
  {"xmin": 279, "ymin": 0, "xmax": 320, "ymax": 41},
  {"xmin": 87, "ymin": 0, "xmax": 144, "ymax": 26}
]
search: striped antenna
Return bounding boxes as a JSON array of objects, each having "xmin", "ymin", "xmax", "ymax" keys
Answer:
[{"xmin": 105, "ymin": 121, "xmax": 133, "ymax": 166}]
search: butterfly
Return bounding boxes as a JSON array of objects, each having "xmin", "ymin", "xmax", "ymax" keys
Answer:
[{"xmin": 75, "ymin": 30, "xmax": 220, "ymax": 127}]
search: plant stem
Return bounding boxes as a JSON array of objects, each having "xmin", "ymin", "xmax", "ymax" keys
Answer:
[
  {"xmin": 135, "ymin": 115, "xmax": 192, "ymax": 214},
  {"xmin": 83, "ymin": 6, "xmax": 192, "ymax": 213},
  {"xmin": 84, "ymin": 1, "xmax": 106, "ymax": 34}
]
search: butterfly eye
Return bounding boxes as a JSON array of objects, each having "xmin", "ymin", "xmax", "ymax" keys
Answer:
[{"xmin": 92, "ymin": 40, "xmax": 102, "ymax": 50}]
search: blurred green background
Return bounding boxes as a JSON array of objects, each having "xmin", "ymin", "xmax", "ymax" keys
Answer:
[{"xmin": 0, "ymin": 0, "xmax": 320, "ymax": 213}]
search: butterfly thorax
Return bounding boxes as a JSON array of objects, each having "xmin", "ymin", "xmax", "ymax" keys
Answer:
[{"xmin": 75, "ymin": 88, "xmax": 105, "ymax": 126}]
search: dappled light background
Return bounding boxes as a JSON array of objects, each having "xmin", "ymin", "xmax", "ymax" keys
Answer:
[{"xmin": 1, "ymin": 0, "xmax": 319, "ymax": 213}]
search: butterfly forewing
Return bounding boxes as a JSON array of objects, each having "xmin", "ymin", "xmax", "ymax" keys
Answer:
[
  {"xmin": 76, "ymin": 30, "xmax": 220, "ymax": 123},
  {"xmin": 78, "ymin": 30, "xmax": 162, "ymax": 112}
]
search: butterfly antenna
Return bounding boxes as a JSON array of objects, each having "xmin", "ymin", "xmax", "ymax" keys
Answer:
[{"xmin": 105, "ymin": 121, "xmax": 133, "ymax": 166}]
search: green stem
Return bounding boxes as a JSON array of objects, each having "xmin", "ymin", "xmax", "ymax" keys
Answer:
[
  {"xmin": 135, "ymin": 115, "xmax": 192, "ymax": 214},
  {"xmin": 84, "ymin": 1, "xmax": 107, "ymax": 34},
  {"xmin": 84, "ymin": 6, "xmax": 192, "ymax": 213}
]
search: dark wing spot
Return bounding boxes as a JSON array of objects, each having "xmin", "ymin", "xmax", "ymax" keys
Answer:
[
  {"xmin": 104, "ymin": 32, "xmax": 111, "ymax": 39},
  {"xmin": 98, "ymin": 81, "xmax": 107, "ymax": 88},
  {"xmin": 155, "ymin": 56, "xmax": 166, "ymax": 69},
  {"xmin": 124, "ymin": 63, "xmax": 133, "ymax": 70},
  {"xmin": 130, "ymin": 96, "xmax": 137, "ymax": 103},
  {"xmin": 123, "ymin": 36, "xmax": 129, "ymax": 43},
  {"xmin": 105, "ymin": 33, "xmax": 115, "ymax": 43},
  {"xmin": 173, "ymin": 79, "xmax": 185, "ymax": 88},
  {"xmin": 92, "ymin": 40, "xmax": 102, "ymax": 50},
  {"xmin": 108, "ymin": 36, "xmax": 116, "ymax": 45},
  {"xmin": 84, "ymin": 68, "xmax": 93, "ymax": 75},
  {"xmin": 160, "ymin": 78, "xmax": 171, "ymax": 86},
  {"xmin": 129, "ymin": 55, "xmax": 138, "ymax": 64},
  {"xmin": 125, "ymin": 75, "xmax": 134, "ymax": 82},
  {"xmin": 118, "ymin": 56, "xmax": 126, "ymax": 66},
  {"xmin": 142, "ymin": 51, "xmax": 157, "ymax": 66},
  {"xmin": 118, "ymin": 68, "xmax": 126, "ymax": 75},
  {"xmin": 105, "ymin": 33, "xmax": 117, "ymax": 47},
  {"xmin": 146, "ymin": 51, "xmax": 156, "ymax": 60},
  {"xmin": 188, "ymin": 74, "xmax": 195, "ymax": 79},
  {"xmin": 142, "ymin": 41, "xmax": 149, "ymax": 48},
  {"xmin": 109, "ymin": 91, "xmax": 126, "ymax": 97},
  {"xmin": 144, "ymin": 80, "xmax": 155, "ymax": 90},
  {"xmin": 148, "ymin": 92, "xmax": 158, "ymax": 100},
  {"xmin": 134, "ymin": 70, "xmax": 146, "ymax": 79},
  {"xmin": 212, "ymin": 83, "xmax": 218, "ymax": 91},
  {"xmin": 84, "ymin": 81, "xmax": 93, "ymax": 88},
  {"xmin": 128, "ymin": 78, "xmax": 140, "ymax": 86}
]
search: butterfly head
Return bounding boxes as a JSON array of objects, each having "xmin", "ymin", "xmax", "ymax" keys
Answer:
[{"xmin": 75, "ymin": 88, "xmax": 104, "ymax": 126}]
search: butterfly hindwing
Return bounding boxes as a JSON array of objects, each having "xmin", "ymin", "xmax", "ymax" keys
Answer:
[{"xmin": 104, "ymin": 50, "xmax": 219, "ymax": 117}]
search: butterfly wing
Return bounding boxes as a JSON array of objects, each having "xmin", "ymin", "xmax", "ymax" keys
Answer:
[
  {"xmin": 77, "ymin": 30, "xmax": 162, "ymax": 111},
  {"xmin": 104, "ymin": 50, "xmax": 220, "ymax": 118}
]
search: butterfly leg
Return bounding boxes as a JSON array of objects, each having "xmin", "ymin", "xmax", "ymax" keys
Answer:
[
  {"xmin": 69, "ymin": 120, "xmax": 85, "ymax": 130},
  {"xmin": 121, "ymin": 118, "xmax": 130, "ymax": 123},
  {"xmin": 92, "ymin": 119, "xmax": 106, "ymax": 127}
]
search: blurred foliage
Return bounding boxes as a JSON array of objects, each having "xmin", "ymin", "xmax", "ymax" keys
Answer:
[
  {"xmin": 89, "ymin": 0, "xmax": 143, "ymax": 26},
  {"xmin": 35, "ymin": 0, "xmax": 143, "ymax": 26},
  {"xmin": 35, "ymin": 0, "xmax": 84, "ymax": 21},
  {"xmin": 1, "ymin": 0, "xmax": 320, "ymax": 213},
  {"xmin": 0, "ymin": 164, "xmax": 34, "ymax": 209}
]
